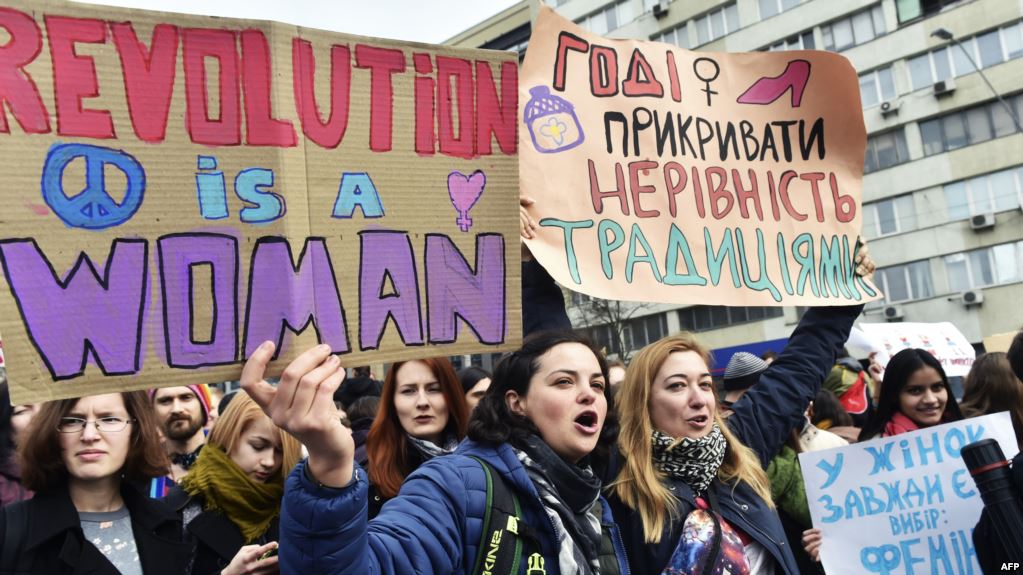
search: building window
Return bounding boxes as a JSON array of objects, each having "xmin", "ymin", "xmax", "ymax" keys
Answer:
[
  {"xmin": 822, "ymin": 5, "xmax": 885, "ymax": 51},
  {"xmin": 759, "ymin": 0, "xmax": 801, "ymax": 19},
  {"xmin": 577, "ymin": 0, "xmax": 636, "ymax": 34},
  {"xmin": 874, "ymin": 261, "xmax": 933, "ymax": 303},
  {"xmin": 859, "ymin": 66, "xmax": 896, "ymax": 108},
  {"xmin": 944, "ymin": 165, "xmax": 1023, "ymax": 220},
  {"xmin": 654, "ymin": 23, "xmax": 689, "ymax": 49},
  {"xmin": 627, "ymin": 314, "xmax": 668, "ymax": 349},
  {"xmin": 766, "ymin": 31, "xmax": 815, "ymax": 52},
  {"xmin": 693, "ymin": 3, "xmax": 739, "ymax": 46},
  {"xmin": 862, "ymin": 194, "xmax": 917, "ymax": 238},
  {"xmin": 864, "ymin": 129, "xmax": 910, "ymax": 173},
  {"xmin": 677, "ymin": 306, "xmax": 782, "ymax": 332},
  {"xmin": 570, "ymin": 291, "xmax": 592, "ymax": 306},
  {"xmin": 919, "ymin": 94, "xmax": 1023, "ymax": 156},
  {"xmin": 481, "ymin": 23, "xmax": 531, "ymax": 60},
  {"xmin": 908, "ymin": 22, "xmax": 1023, "ymax": 91},
  {"xmin": 896, "ymin": 0, "xmax": 965, "ymax": 24},
  {"xmin": 945, "ymin": 240, "xmax": 1023, "ymax": 292}
]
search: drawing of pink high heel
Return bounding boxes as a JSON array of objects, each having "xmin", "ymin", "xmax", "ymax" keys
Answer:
[{"xmin": 736, "ymin": 59, "xmax": 811, "ymax": 107}]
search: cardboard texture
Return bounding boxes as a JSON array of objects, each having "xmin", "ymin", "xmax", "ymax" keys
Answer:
[
  {"xmin": 0, "ymin": 0, "xmax": 521, "ymax": 404},
  {"xmin": 858, "ymin": 322, "xmax": 976, "ymax": 377},
  {"xmin": 982, "ymin": 331, "xmax": 1016, "ymax": 353},
  {"xmin": 519, "ymin": 7, "xmax": 882, "ymax": 306}
]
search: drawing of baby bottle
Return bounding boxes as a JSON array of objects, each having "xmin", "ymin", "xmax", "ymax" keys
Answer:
[{"xmin": 524, "ymin": 85, "xmax": 585, "ymax": 154}]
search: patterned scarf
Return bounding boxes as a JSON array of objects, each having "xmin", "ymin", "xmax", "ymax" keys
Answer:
[
  {"xmin": 406, "ymin": 434, "xmax": 459, "ymax": 460},
  {"xmin": 515, "ymin": 435, "xmax": 602, "ymax": 575},
  {"xmin": 651, "ymin": 424, "xmax": 727, "ymax": 494}
]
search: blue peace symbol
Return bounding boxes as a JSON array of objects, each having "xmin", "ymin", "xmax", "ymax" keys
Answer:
[{"xmin": 41, "ymin": 143, "xmax": 146, "ymax": 230}]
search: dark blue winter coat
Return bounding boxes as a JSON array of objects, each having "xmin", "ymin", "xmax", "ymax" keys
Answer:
[
  {"xmin": 279, "ymin": 438, "xmax": 631, "ymax": 574},
  {"xmin": 609, "ymin": 304, "xmax": 864, "ymax": 575}
]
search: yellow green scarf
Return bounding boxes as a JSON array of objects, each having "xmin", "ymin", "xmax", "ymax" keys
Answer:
[{"xmin": 178, "ymin": 444, "xmax": 283, "ymax": 543}]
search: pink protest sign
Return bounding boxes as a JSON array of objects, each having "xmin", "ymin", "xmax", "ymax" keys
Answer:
[{"xmin": 520, "ymin": 7, "xmax": 882, "ymax": 306}]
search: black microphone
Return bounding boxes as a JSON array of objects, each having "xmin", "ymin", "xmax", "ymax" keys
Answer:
[{"xmin": 960, "ymin": 439, "xmax": 1023, "ymax": 561}]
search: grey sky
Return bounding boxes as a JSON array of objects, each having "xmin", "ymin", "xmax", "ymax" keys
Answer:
[{"xmin": 73, "ymin": 0, "xmax": 522, "ymax": 43}]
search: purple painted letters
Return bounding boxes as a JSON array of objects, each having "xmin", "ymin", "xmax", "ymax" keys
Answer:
[
  {"xmin": 425, "ymin": 233, "xmax": 505, "ymax": 344},
  {"xmin": 0, "ymin": 239, "xmax": 148, "ymax": 378},
  {"xmin": 358, "ymin": 231, "xmax": 424, "ymax": 350},
  {"xmin": 158, "ymin": 234, "xmax": 239, "ymax": 367},
  {"xmin": 243, "ymin": 237, "xmax": 350, "ymax": 357}
]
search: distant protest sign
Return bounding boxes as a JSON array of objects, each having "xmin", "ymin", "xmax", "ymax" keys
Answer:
[
  {"xmin": 801, "ymin": 413, "xmax": 1019, "ymax": 575},
  {"xmin": 0, "ymin": 1, "xmax": 521, "ymax": 404},
  {"xmin": 519, "ymin": 7, "xmax": 881, "ymax": 306},
  {"xmin": 859, "ymin": 322, "xmax": 976, "ymax": 377}
]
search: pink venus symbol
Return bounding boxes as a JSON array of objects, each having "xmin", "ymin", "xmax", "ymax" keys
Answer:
[{"xmin": 448, "ymin": 170, "xmax": 486, "ymax": 232}]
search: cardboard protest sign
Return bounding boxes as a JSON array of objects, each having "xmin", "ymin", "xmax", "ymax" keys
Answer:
[
  {"xmin": 0, "ymin": 1, "xmax": 521, "ymax": 404},
  {"xmin": 519, "ymin": 7, "xmax": 881, "ymax": 306},
  {"xmin": 801, "ymin": 413, "xmax": 1019, "ymax": 575},
  {"xmin": 859, "ymin": 322, "xmax": 976, "ymax": 377},
  {"xmin": 982, "ymin": 331, "xmax": 1016, "ymax": 353}
]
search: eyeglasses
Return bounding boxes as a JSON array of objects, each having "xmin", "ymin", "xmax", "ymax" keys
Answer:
[{"xmin": 56, "ymin": 417, "xmax": 134, "ymax": 434}]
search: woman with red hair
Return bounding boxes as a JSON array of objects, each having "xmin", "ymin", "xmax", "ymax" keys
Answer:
[{"xmin": 364, "ymin": 357, "xmax": 469, "ymax": 517}]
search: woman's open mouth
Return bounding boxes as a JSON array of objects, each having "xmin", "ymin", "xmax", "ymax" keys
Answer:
[
  {"xmin": 574, "ymin": 410, "xmax": 599, "ymax": 434},
  {"xmin": 687, "ymin": 415, "xmax": 709, "ymax": 429}
]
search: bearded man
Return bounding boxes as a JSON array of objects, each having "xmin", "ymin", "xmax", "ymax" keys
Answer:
[{"xmin": 147, "ymin": 384, "xmax": 212, "ymax": 497}]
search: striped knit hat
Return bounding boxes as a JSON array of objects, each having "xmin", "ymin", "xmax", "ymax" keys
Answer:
[
  {"xmin": 722, "ymin": 352, "xmax": 770, "ymax": 392},
  {"xmin": 148, "ymin": 384, "xmax": 213, "ymax": 425}
]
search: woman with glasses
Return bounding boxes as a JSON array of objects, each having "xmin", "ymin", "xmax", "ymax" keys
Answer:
[
  {"xmin": 165, "ymin": 391, "xmax": 301, "ymax": 574},
  {"xmin": 0, "ymin": 391, "xmax": 189, "ymax": 574}
]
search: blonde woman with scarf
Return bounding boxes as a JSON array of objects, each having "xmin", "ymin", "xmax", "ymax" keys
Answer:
[
  {"xmin": 608, "ymin": 249, "xmax": 876, "ymax": 575},
  {"xmin": 166, "ymin": 391, "xmax": 301, "ymax": 575}
]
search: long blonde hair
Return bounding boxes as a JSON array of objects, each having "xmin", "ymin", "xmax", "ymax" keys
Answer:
[
  {"xmin": 208, "ymin": 391, "xmax": 302, "ymax": 480},
  {"xmin": 610, "ymin": 333, "xmax": 774, "ymax": 543}
]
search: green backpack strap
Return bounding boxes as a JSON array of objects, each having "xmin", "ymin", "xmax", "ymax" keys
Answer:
[{"xmin": 469, "ymin": 456, "xmax": 546, "ymax": 575}]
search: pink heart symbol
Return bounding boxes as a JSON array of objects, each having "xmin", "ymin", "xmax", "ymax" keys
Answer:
[{"xmin": 447, "ymin": 170, "xmax": 486, "ymax": 232}]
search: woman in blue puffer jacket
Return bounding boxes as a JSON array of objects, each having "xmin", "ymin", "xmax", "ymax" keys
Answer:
[{"xmin": 240, "ymin": 331, "xmax": 630, "ymax": 575}]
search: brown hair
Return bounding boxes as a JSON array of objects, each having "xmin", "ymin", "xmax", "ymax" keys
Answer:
[
  {"xmin": 610, "ymin": 333, "xmax": 773, "ymax": 543},
  {"xmin": 208, "ymin": 391, "xmax": 302, "ymax": 479},
  {"xmin": 367, "ymin": 358, "xmax": 468, "ymax": 498},
  {"xmin": 19, "ymin": 391, "xmax": 169, "ymax": 493},
  {"xmin": 960, "ymin": 352, "xmax": 1023, "ymax": 449}
]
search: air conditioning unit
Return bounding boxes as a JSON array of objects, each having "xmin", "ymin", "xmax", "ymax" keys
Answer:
[
  {"xmin": 933, "ymin": 78, "xmax": 956, "ymax": 96},
  {"xmin": 653, "ymin": 1, "xmax": 669, "ymax": 18},
  {"xmin": 879, "ymin": 99, "xmax": 901, "ymax": 116},
  {"xmin": 961, "ymin": 289, "xmax": 984, "ymax": 307},
  {"xmin": 883, "ymin": 305, "xmax": 904, "ymax": 321},
  {"xmin": 970, "ymin": 212, "xmax": 995, "ymax": 230}
]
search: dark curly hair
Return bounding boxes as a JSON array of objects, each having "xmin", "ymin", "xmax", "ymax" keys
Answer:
[{"xmin": 469, "ymin": 331, "xmax": 618, "ymax": 467}]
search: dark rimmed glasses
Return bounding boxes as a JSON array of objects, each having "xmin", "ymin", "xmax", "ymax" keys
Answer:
[{"xmin": 56, "ymin": 416, "xmax": 134, "ymax": 433}]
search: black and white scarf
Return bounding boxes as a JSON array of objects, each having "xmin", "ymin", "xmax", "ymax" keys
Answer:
[
  {"xmin": 406, "ymin": 434, "xmax": 459, "ymax": 461},
  {"xmin": 651, "ymin": 424, "xmax": 727, "ymax": 494},
  {"xmin": 515, "ymin": 435, "xmax": 602, "ymax": 575}
]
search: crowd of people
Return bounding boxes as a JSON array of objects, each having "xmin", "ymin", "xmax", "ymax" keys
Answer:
[{"xmin": 0, "ymin": 244, "xmax": 1021, "ymax": 574}]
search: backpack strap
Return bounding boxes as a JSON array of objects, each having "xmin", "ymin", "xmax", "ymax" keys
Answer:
[
  {"xmin": 700, "ymin": 489, "xmax": 724, "ymax": 573},
  {"xmin": 469, "ymin": 456, "xmax": 546, "ymax": 575},
  {"xmin": 1, "ymin": 500, "xmax": 30, "ymax": 573}
]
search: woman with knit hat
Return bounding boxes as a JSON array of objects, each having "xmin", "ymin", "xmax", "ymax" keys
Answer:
[{"xmin": 165, "ymin": 391, "xmax": 301, "ymax": 575}]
